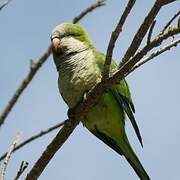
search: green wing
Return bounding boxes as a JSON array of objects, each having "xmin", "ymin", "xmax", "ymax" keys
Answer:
[
  {"xmin": 111, "ymin": 86, "xmax": 143, "ymax": 146},
  {"xmin": 95, "ymin": 51, "xmax": 143, "ymax": 146}
]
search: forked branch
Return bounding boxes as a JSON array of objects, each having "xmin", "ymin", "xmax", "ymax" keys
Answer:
[
  {"xmin": 130, "ymin": 38, "xmax": 180, "ymax": 73},
  {"xmin": 161, "ymin": 10, "xmax": 180, "ymax": 34},
  {"xmin": 14, "ymin": 161, "xmax": 29, "ymax": 180},
  {"xmin": 120, "ymin": 0, "xmax": 178, "ymax": 65}
]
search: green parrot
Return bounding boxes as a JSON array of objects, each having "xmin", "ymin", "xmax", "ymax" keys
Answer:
[{"xmin": 51, "ymin": 23, "xmax": 150, "ymax": 180}]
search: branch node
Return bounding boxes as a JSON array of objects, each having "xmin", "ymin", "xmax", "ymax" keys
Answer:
[
  {"xmin": 30, "ymin": 59, "xmax": 36, "ymax": 70},
  {"xmin": 14, "ymin": 161, "xmax": 29, "ymax": 180},
  {"xmin": 160, "ymin": 10, "xmax": 180, "ymax": 34}
]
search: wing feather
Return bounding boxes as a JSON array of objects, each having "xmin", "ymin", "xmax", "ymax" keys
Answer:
[{"xmin": 111, "ymin": 90, "xmax": 143, "ymax": 147}]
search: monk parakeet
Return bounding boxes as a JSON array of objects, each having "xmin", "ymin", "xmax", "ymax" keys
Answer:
[{"xmin": 51, "ymin": 23, "xmax": 150, "ymax": 180}]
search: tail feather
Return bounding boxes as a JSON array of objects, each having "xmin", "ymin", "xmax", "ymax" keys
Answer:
[
  {"xmin": 120, "ymin": 139, "xmax": 150, "ymax": 180},
  {"xmin": 89, "ymin": 126, "xmax": 150, "ymax": 179}
]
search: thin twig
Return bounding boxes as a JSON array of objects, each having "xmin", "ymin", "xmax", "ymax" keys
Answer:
[
  {"xmin": 73, "ymin": 0, "xmax": 106, "ymax": 24},
  {"xmin": 0, "ymin": 0, "xmax": 106, "ymax": 128},
  {"xmin": 103, "ymin": 0, "xmax": 136, "ymax": 80},
  {"xmin": 120, "ymin": 0, "xmax": 177, "ymax": 65},
  {"xmin": 130, "ymin": 38, "xmax": 180, "ymax": 73},
  {"xmin": 0, "ymin": 0, "xmax": 13, "ymax": 11},
  {"xmin": 0, "ymin": 121, "xmax": 65, "ymax": 162},
  {"xmin": 0, "ymin": 133, "xmax": 21, "ymax": 180},
  {"xmin": 147, "ymin": 20, "xmax": 156, "ymax": 44},
  {"xmin": 14, "ymin": 161, "xmax": 29, "ymax": 180},
  {"xmin": 161, "ymin": 10, "xmax": 180, "ymax": 34}
]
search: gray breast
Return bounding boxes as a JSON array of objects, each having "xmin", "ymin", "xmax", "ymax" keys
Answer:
[{"xmin": 58, "ymin": 49, "xmax": 101, "ymax": 108}]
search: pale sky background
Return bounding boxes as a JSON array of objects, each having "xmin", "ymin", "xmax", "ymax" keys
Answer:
[{"xmin": 0, "ymin": 0, "xmax": 180, "ymax": 179}]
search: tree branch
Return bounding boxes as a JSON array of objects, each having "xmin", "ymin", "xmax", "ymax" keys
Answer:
[
  {"xmin": 120, "ymin": 0, "xmax": 178, "ymax": 65},
  {"xmin": 115, "ymin": 26, "xmax": 180, "ymax": 80},
  {"xmin": 25, "ymin": 118, "xmax": 78, "ymax": 180},
  {"xmin": 0, "ymin": 0, "xmax": 13, "ymax": 11},
  {"xmin": 0, "ymin": 46, "xmax": 51, "ymax": 127},
  {"xmin": 0, "ymin": 133, "xmax": 21, "ymax": 180},
  {"xmin": 147, "ymin": 20, "xmax": 156, "ymax": 44},
  {"xmin": 71, "ymin": 26, "xmax": 180, "ymax": 120},
  {"xmin": 0, "ymin": 121, "xmax": 65, "ymax": 162},
  {"xmin": 130, "ymin": 38, "xmax": 180, "ymax": 73},
  {"xmin": 102, "ymin": 0, "xmax": 136, "ymax": 80},
  {"xmin": 73, "ymin": 0, "xmax": 106, "ymax": 24},
  {"xmin": 161, "ymin": 10, "xmax": 180, "ymax": 34},
  {"xmin": 159, "ymin": 0, "xmax": 178, "ymax": 6},
  {"xmin": 0, "ymin": 0, "xmax": 106, "ymax": 128},
  {"xmin": 13, "ymin": 161, "xmax": 29, "ymax": 180}
]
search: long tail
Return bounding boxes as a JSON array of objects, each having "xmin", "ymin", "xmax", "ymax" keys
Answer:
[
  {"xmin": 119, "ymin": 139, "xmax": 150, "ymax": 180},
  {"xmin": 89, "ymin": 127, "xmax": 150, "ymax": 179}
]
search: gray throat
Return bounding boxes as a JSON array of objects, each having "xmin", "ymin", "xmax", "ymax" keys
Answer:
[
  {"xmin": 57, "ymin": 48, "xmax": 94, "ymax": 78},
  {"xmin": 56, "ymin": 48, "xmax": 101, "ymax": 108}
]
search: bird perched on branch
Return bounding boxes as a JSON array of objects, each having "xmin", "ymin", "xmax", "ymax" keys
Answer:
[{"xmin": 51, "ymin": 23, "xmax": 150, "ymax": 180}]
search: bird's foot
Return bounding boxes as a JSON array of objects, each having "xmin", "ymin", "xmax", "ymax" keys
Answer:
[{"xmin": 67, "ymin": 108, "xmax": 74, "ymax": 119}]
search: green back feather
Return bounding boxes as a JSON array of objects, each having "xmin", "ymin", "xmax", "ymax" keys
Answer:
[{"xmin": 95, "ymin": 50, "xmax": 143, "ymax": 146}]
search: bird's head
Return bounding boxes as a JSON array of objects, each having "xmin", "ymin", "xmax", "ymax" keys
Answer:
[{"xmin": 51, "ymin": 23, "xmax": 94, "ymax": 55}]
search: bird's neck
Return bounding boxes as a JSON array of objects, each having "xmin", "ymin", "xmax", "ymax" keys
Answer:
[
  {"xmin": 55, "ymin": 37, "xmax": 94, "ymax": 74},
  {"xmin": 58, "ymin": 48, "xmax": 94, "ymax": 78}
]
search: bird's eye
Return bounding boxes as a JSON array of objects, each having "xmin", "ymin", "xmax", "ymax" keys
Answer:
[
  {"xmin": 65, "ymin": 33, "xmax": 80, "ymax": 38},
  {"xmin": 51, "ymin": 31, "xmax": 61, "ymax": 41}
]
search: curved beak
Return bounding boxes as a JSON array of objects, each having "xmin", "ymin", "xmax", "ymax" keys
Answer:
[{"xmin": 52, "ymin": 38, "xmax": 61, "ymax": 54}]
